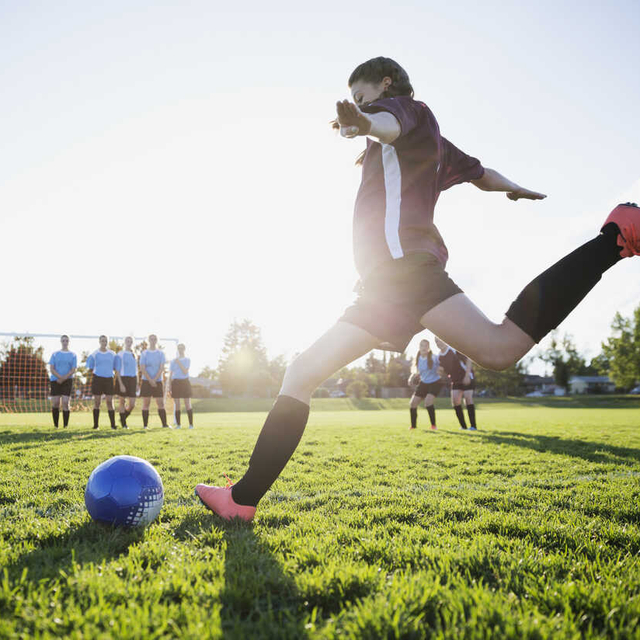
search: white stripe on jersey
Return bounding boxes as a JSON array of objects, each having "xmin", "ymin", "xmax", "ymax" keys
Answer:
[{"xmin": 381, "ymin": 143, "xmax": 404, "ymax": 259}]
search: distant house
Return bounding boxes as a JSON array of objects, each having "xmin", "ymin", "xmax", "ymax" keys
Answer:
[
  {"xmin": 569, "ymin": 375, "xmax": 616, "ymax": 395},
  {"xmin": 522, "ymin": 375, "xmax": 556, "ymax": 395},
  {"xmin": 190, "ymin": 377, "xmax": 223, "ymax": 397}
]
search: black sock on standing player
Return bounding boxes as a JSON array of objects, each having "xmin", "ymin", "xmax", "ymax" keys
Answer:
[
  {"xmin": 142, "ymin": 410, "xmax": 149, "ymax": 427},
  {"xmin": 52, "ymin": 408, "xmax": 60, "ymax": 427},
  {"xmin": 410, "ymin": 407, "xmax": 417, "ymax": 428},
  {"xmin": 426, "ymin": 404, "xmax": 436, "ymax": 426},
  {"xmin": 187, "ymin": 409, "xmax": 193, "ymax": 426},
  {"xmin": 506, "ymin": 225, "xmax": 624, "ymax": 342},
  {"xmin": 62, "ymin": 410, "xmax": 70, "ymax": 427},
  {"xmin": 93, "ymin": 409, "xmax": 99, "ymax": 428},
  {"xmin": 108, "ymin": 410, "xmax": 116, "ymax": 429},
  {"xmin": 175, "ymin": 409, "xmax": 181, "ymax": 427},
  {"xmin": 125, "ymin": 408, "xmax": 132, "ymax": 419},
  {"xmin": 454, "ymin": 405, "xmax": 467, "ymax": 429},
  {"xmin": 159, "ymin": 409, "xmax": 168, "ymax": 427},
  {"xmin": 232, "ymin": 395, "xmax": 310, "ymax": 507},
  {"xmin": 466, "ymin": 404, "xmax": 476, "ymax": 428},
  {"xmin": 119, "ymin": 412, "xmax": 126, "ymax": 427}
]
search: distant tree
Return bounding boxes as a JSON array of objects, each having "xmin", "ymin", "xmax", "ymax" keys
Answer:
[
  {"xmin": 198, "ymin": 365, "xmax": 217, "ymax": 380},
  {"xmin": 0, "ymin": 337, "xmax": 49, "ymax": 399},
  {"xmin": 538, "ymin": 332, "xmax": 594, "ymax": 390},
  {"xmin": 108, "ymin": 339, "xmax": 122, "ymax": 353},
  {"xmin": 590, "ymin": 351, "xmax": 611, "ymax": 376},
  {"xmin": 474, "ymin": 361, "xmax": 528, "ymax": 396},
  {"xmin": 601, "ymin": 306, "xmax": 640, "ymax": 390},
  {"xmin": 346, "ymin": 380, "xmax": 368, "ymax": 399},
  {"xmin": 384, "ymin": 354, "xmax": 411, "ymax": 387},
  {"xmin": 365, "ymin": 352, "xmax": 385, "ymax": 374},
  {"xmin": 268, "ymin": 354, "xmax": 288, "ymax": 392}
]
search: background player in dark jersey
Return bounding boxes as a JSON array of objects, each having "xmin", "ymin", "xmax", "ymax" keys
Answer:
[
  {"xmin": 140, "ymin": 334, "xmax": 169, "ymax": 428},
  {"xmin": 48, "ymin": 334, "xmax": 77, "ymax": 428},
  {"xmin": 87, "ymin": 335, "xmax": 118, "ymax": 430},
  {"xmin": 114, "ymin": 336, "xmax": 137, "ymax": 429},
  {"xmin": 435, "ymin": 337, "xmax": 477, "ymax": 430},
  {"xmin": 408, "ymin": 339, "xmax": 442, "ymax": 430},
  {"xmin": 169, "ymin": 343, "xmax": 193, "ymax": 429},
  {"xmin": 195, "ymin": 57, "xmax": 640, "ymax": 522}
]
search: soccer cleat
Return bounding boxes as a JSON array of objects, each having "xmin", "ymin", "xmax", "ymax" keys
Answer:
[
  {"xmin": 469, "ymin": 426, "xmax": 478, "ymax": 431},
  {"xmin": 162, "ymin": 424, "xmax": 172, "ymax": 429},
  {"xmin": 409, "ymin": 426, "xmax": 416, "ymax": 430},
  {"xmin": 430, "ymin": 425, "xmax": 437, "ymax": 430},
  {"xmin": 93, "ymin": 425, "xmax": 99, "ymax": 430},
  {"xmin": 195, "ymin": 482, "xmax": 256, "ymax": 522},
  {"xmin": 175, "ymin": 424, "xmax": 182, "ymax": 429},
  {"xmin": 188, "ymin": 425, "xmax": 194, "ymax": 429},
  {"xmin": 602, "ymin": 202, "xmax": 640, "ymax": 258}
]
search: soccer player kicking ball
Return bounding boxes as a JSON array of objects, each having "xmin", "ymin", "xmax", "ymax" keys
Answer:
[
  {"xmin": 48, "ymin": 334, "xmax": 77, "ymax": 428},
  {"xmin": 139, "ymin": 334, "xmax": 169, "ymax": 429},
  {"xmin": 435, "ymin": 337, "xmax": 477, "ymax": 430},
  {"xmin": 114, "ymin": 336, "xmax": 137, "ymax": 429},
  {"xmin": 195, "ymin": 56, "xmax": 640, "ymax": 522},
  {"xmin": 408, "ymin": 339, "xmax": 442, "ymax": 430},
  {"xmin": 87, "ymin": 335, "xmax": 118, "ymax": 430},
  {"xmin": 169, "ymin": 343, "xmax": 194, "ymax": 429}
]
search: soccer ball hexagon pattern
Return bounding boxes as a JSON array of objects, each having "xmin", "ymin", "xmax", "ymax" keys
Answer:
[{"xmin": 85, "ymin": 455, "xmax": 164, "ymax": 526}]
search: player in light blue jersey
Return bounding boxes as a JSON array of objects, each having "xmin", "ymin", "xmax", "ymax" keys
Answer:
[
  {"xmin": 169, "ymin": 343, "xmax": 193, "ymax": 429},
  {"xmin": 408, "ymin": 339, "xmax": 443, "ymax": 430},
  {"xmin": 48, "ymin": 335, "xmax": 77, "ymax": 428},
  {"xmin": 87, "ymin": 335, "xmax": 118, "ymax": 429},
  {"xmin": 114, "ymin": 336, "xmax": 138, "ymax": 428},
  {"xmin": 139, "ymin": 334, "xmax": 169, "ymax": 428}
]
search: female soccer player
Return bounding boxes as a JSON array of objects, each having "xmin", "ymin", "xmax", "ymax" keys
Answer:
[
  {"xmin": 87, "ymin": 335, "xmax": 118, "ymax": 430},
  {"xmin": 196, "ymin": 56, "xmax": 640, "ymax": 521},
  {"xmin": 48, "ymin": 334, "xmax": 77, "ymax": 428},
  {"xmin": 435, "ymin": 337, "xmax": 477, "ymax": 430},
  {"xmin": 169, "ymin": 343, "xmax": 193, "ymax": 429},
  {"xmin": 139, "ymin": 334, "xmax": 169, "ymax": 428},
  {"xmin": 408, "ymin": 339, "xmax": 442, "ymax": 430},
  {"xmin": 114, "ymin": 336, "xmax": 137, "ymax": 429}
]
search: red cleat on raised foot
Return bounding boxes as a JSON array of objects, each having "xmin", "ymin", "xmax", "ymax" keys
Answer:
[
  {"xmin": 602, "ymin": 202, "xmax": 640, "ymax": 258},
  {"xmin": 195, "ymin": 478, "xmax": 256, "ymax": 522}
]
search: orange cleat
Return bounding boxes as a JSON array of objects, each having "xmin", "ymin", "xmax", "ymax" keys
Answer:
[
  {"xmin": 195, "ymin": 480, "xmax": 256, "ymax": 522},
  {"xmin": 430, "ymin": 425, "xmax": 437, "ymax": 430},
  {"xmin": 602, "ymin": 202, "xmax": 640, "ymax": 258}
]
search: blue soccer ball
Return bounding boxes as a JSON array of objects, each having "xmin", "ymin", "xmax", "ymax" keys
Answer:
[{"xmin": 85, "ymin": 455, "xmax": 164, "ymax": 526}]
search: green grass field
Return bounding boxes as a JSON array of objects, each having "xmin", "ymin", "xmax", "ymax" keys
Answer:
[{"xmin": 1, "ymin": 398, "xmax": 639, "ymax": 639}]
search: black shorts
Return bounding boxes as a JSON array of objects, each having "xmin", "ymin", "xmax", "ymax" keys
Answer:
[
  {"xmin": 91, "ymin": 375, "xmax": 114, "ymax": 396},
  {"xmin": 114, "ymin": 376, "xmax": 137, "ymax": 397},
  {"xmin": 171, "ymin": 378, "xmax": 192, "ymax": 399},
  {"xmin": 452, "ymin": 379, "xmax": 476, "ymax": 391},
  {"xmin": 414, "ymin": 381, "xmax": 443, "ymax": 398},
  {"xmin": 339, "ymin": 253, "xmax": 462, "ymax": 352},
  {"xmin": 50, "ymin": 379, "xmax": 73, "ymax": 397},
  {"xmin": 140, "ymin": 380, "xmax": 164, "ymax": 398}
]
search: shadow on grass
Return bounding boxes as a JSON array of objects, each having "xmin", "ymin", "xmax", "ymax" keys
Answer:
[
  {"xmin": 475, "ymin": 431, "xmax": 640, "ymax": 465},
  {"xmin": 0, "ymin": 428, "xmax": 142, "ymax": 450}
]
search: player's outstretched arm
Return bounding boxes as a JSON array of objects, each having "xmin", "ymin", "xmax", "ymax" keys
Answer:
[
  {"xmin": 335, "ymin": 100, "xmax": 401, "ymax": 144},
  {"xmin": 472, "ymin": 167, "xmax": 546, "ymax": 201}
]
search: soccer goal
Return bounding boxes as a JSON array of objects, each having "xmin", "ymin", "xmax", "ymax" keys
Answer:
[{"xmin": 0, "ymin": 333, "xmax": 179, "ymax": 413}]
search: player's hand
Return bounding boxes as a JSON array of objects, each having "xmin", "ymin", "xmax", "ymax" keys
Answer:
[
  {"xmin": 336, "ymin": 100, "xmax": 372, "ymax": 138},
  {"xmin": 150, "ymin": 380, "xmax": 157, "ymax": 387},
  {"xmin": 507, "ymin": 188, "xmax": 547, "ymax": 201},
  {"xmin": 463, "ymin": 374, "xmax": 470, "ymax": 385}
]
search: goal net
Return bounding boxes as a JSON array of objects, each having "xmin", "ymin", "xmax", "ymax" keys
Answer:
[{"xmin": 0, "ymin": 333, "xmax": 179, "ymax": 413}]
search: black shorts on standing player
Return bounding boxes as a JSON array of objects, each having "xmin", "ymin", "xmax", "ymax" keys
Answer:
[
  {"xmin": 50, "ymin": 379, "xmax": 73, "ymax": 397},
  {"xmin": 141, "ymin": 379, "xmax": 164, "ymax": 398},
  {"xmin": 415, "ymin": 380, "xmax": 443, "ymax": 398},
  {"xmin": 451, "ymin": 379, "xmax": 476, "ymax": 392},
  {"xmin": 91, "ymin": 375, "xmax": 114, "ymax": 396},
  {"xmin": 171, "ymin": 378, "xmax": 192, "ymax": 399},
  {"xmin": 114, "ymin": 375, "xmax": 137, "ymax": 397}
]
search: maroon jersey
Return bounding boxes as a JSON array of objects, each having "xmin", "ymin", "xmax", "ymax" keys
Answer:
[
  {"xmin": 439, "ymin": 347, "xmax": 472, "ymax": 384},
  {"xmin": 353, "ymin": 96, "xmax": 484, "ymax": 280}
]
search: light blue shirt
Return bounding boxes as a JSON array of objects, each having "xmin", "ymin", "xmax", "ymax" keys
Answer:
[
  {"xmin": 418, "ymin": 354, "xmax": 440, "ymax": 384},
  {"xmin": 49, "ymin": 350, "xmax": 77, "ymax": 381},
  {"xmin": 88, "ymin": 350, "xmax": 117, "ymax": 378},
  {"xmin": 140, "ymin": 349, "xmax": 166, "ymax": 379},
  {"xmin": 170, "ymin": 357, "xmax": 190, "ymax": 380},
  {"xmin": 114, "ymin": 351, "xmax": 137, "ymax": 377}
]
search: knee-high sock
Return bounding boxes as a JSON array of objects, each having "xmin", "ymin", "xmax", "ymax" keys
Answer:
[
  {"xmin": 158, "ymin": 409, "xmax": 167, "ymax": 427},
  {"xmin": 125, "ymin": 408, "xmax": 132, "ymax": 419},
  {"xmin": 232, "ymin": 395, "xmax": 310, "ymax": 507},
  {"xmin": 119, "ymin": 411, "xmax": 127, "ymax": 427},
  {"xmin": 454, "ymin": 405, "xmax": 467, "ymax": 428},
  {"xmin": 187, "ymin": 409, "xmax": 193, "ymax": 426},
  {"xmin": 410, "ymin": 407, "xmax": 417, "ymax": 428},
  {"xmin": 62, "ymin": 410, "xmax": 70, "ymax": 427},
  {"xmin": 108, "ymin": 410, "xmax": 116, "ymax": 429},
  {"xmin": 93, "ymin": 409, "xmax": 100, "ymax": 428},
  {"xmin": 142, "ymin": 410, "xmax": 149, "ymax": 427},
  {"xmin": 466, "ymin": 404, "xmax": 476, "ymax": 428},
  {"xmin": 506, "ymin": 225, "xmax": 623, "ymax": 342},
  {"xmin": 427, "ymin": 404, "xmax": 436, "ymax": 426},
  {"xmin": 52, "ymin": 408, "xmax": 60, "ymax": 427},
  {"xmin": 175, "ymin": 409, "xmax": 181, "ymax": 426}
]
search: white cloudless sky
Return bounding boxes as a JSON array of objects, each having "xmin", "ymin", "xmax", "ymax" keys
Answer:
[{"xmin": 1, "ymin": 0, "xmax": 639, "ymax": 375}]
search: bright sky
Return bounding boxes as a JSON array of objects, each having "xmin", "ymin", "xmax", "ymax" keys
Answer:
[{"xmin": 2, "ymin": 0, "xmax": 639, "ymax": 376}]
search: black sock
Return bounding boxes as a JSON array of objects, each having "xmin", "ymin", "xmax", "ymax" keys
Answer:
[
  {"xmin": 506, "ymin": 225, "xmax": 623, "ymax": 342},
  {"xmin": 159, "ymin": 409, "xmax": 167, "ymax": 427},
  {"xmin": 427, "ymin": 404, "xmax": 436, "ymax": 426},
  {"xmin": 454, "ymin": 405, "xmax": 467, "ymax": 428},
  {"xmin": 142, "ymin": 410, "xmax": 149, "ymax": 427},
  {"xmin": 62, "ymin": 410, "xmax": 70, "ymax": 427},
  {"xmin": 119, "ymin": 412, "xmax": 127, "ymax": 427},
  {"xmin": 175, "ymin": 409, "xmax": 181, "ymax": 427},
  {"xmin": 187, "ymin": 409, "xmax": 193, "ymax": 426},
  {"xmin": 410, "ymin": 407, "xmax": 417, "ymax": 428},
  {"xmin": 52, "ymin": 408, "xmax": 60, "ymax": 427},
  {"xmin": 232, "ymin": 395, "xmax": 310, "ymax": 507},
  {"xmin": 467, "ymin": 404, "xmax": 476, "ymax": 428},
  {"xmin": 108, "ymin": 410, "xmax": 116, "ymax": 429},
  {"xmin": 125, "ymin": 409, "xmax": 132, "ymax": 419},
  {"xmin": 93, "ymin": 409, "xmax": 99, "ymax": 428}
]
